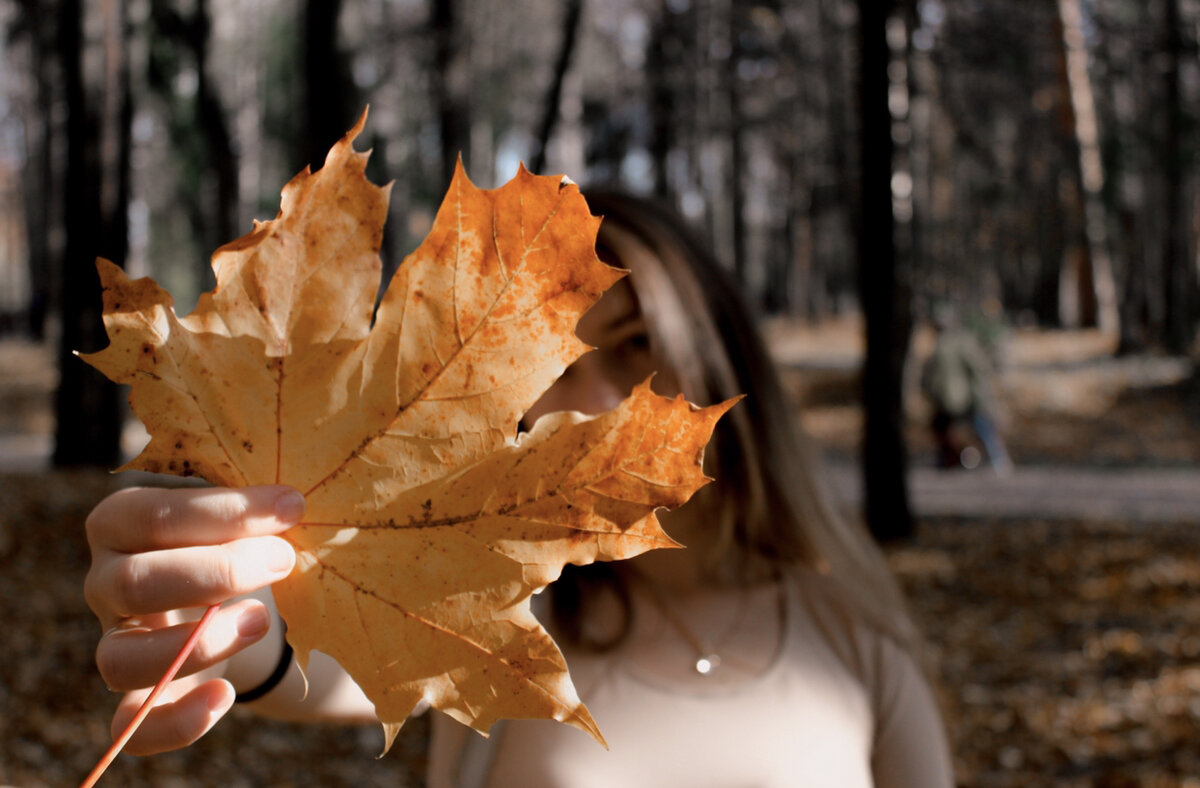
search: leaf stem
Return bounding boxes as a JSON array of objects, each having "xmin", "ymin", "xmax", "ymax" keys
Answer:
[{"xmin": 79, "ymin": 603, "xmax": 221, "ymax": 788}]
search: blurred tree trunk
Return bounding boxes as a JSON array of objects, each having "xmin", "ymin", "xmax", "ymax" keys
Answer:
[
  {"xmin": 431, "ymin": 0, "xmax": 471, "ymax": 184},
  {"xmin": 54, "ymin": 0, "xmax": 128, "ymax": 467},
  {"xmin": 771, "ymin": 17, "xmax": 812, "ymax": 317},
  {"xmin": 890, "ymin": 0, "xmax": 919, "ymax": 318},
  {"xmin": 1055, "ymin": 0, "xmax": 1119, "ymax": 333},
  {"xmin": 767, "ymin": 151, "xmax": 801, "ymax": 314},
  {"xmin": 818, "ymin": 0, "xmax": 855, "ymax": 313},
  {"xmin": 14, "ymin": 0, "xmax": 55, "ymax": 339},
  {"xmin": 803, "ymin": 187, "xmax": 827, "ymax": 318},
  {"xmin": 1031, "ymin": 133, "xmax": 1066, "ymax": 325},
  {"xmin": 1049, "ymin": 8, "xmax": 1094, "ymax": 328},
  {"xmin": 303, "ymin": 0, "xmax": 357, "ymax": 172},
  {"xmin": 191, "ymin": 0, "xmax": 238, "ymax": 251},
  {"xmin": 726, "ymin": 0, "xmax": 747, "ymax": 283},
  {"xmin": 149, "ymin": 0, "xmax": 239, "ymax": 260},
  {"xmin": 531, "ymin": 0, "xmax": 583, "ymax": 175},
  {"xmin": 1159, "ymin": 0, "xmax": 1195, "ymax": 354},
  {"xmin": 649, "ymin": 0, "xmax": 702, "ymax": 209},
  {"xmin": 857, "ymin": 0, "xmax": 914, "ymax": 542},
  {"xmin": 1115, "ymin": 200, "xmax": 1150, "ymax": 353},
  {"xmin": 647, "ymin": 0, "xmax": 677, "ymax": 200},
  {"xmin": 1093, "ymin": 0, "xmax": 1152, "ymax": 354}
]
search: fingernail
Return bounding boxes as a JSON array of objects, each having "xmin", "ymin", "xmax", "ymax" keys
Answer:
[
  {"xmin": 263, "ymin": 538, "xmax": 296, "ymax": 575},
  {"xmin": 274, "ymin": 490, "xmax": 306, "ymax": 524},
  {"xmin": 207, "ymin": 683, "xmax": 234, "ymax": 713},
  {"xmin": 237, "ymin": 606, "xmax": 270, "ymax": 640}
]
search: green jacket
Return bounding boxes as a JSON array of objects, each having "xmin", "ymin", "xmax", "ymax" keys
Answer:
[{"xmin": 920, "ymin": 330, "xmax": 994, "ymax": 417}]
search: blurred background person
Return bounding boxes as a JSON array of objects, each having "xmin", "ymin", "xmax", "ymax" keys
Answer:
[{"xmin": 920, "ymin": 304, "xmax": 1013, "ymax": 473}]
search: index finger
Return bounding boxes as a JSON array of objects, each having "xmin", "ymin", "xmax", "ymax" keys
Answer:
[{"xmin": 87, "ymin": 486, "xmax": 306, "ymax": 553}]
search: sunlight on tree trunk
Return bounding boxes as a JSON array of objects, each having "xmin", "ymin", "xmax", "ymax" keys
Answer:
[{"xmin": 1056, "ymin": 0, "xmax": 1119, "ymax": 335}]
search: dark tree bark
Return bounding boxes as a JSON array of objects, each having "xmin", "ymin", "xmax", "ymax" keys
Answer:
[
  {"xmin": 13, "ymin": 0, "xmax": 55, "ymax": 339},
  {"xmin": 1115, "ymin": 207, "xmax": 1149, "ymax": 354},
  {"xmin": 764, "ymin": 17, "xmax": 814, "ymax": 316},
  {"xmin": 1031, "ymin": 140, "xmax": 1066, "ymax": 325},
  {"xmin": 647, "ymin": 1, "xmax": 676, "ymax": 199},
  {"xmin": 1160, "ymin": 0, "xmax": 1195, "ymax": 354},
  {"xmin": 431, "ymin": 0, "xmax": 471, "ymax": 185},
  {"xmin": 149, "ymin": 0, "xmax": 239, "ymax": 257},
  {"xmin": 726, "ymin": 0, "xmax": 747, "ymax": 283},
  {"xmin": 856, "ymin": 0, "xmax": 914, "ymax": 542},
  {"xmin": 818, "ymin": 0, "xmax": 856, "ymax": 305},
  {"xmin": 648, "ymin": 0, "xmax": 700, "ymax": 204},
  {"xmin": 303, "ymin": 0, "xmax": 357, "ymax": 172},
  {"xmin": 531, "ymin": 0, "xmax": 584, "ymax": 175},
  {"xmin": 803, "ymin": 186, "xmax": 829, "ymax": 318},
  {"xmin": 764, "ymin": 152, "xmax": 800, "ymax": 314},
  {"xmin": 190, "ymin": 0, "xmax": 238, "ymax": 250},
  {"xmin": 53, "ymin": 0, "xmax": 127, "ymax": 467},
  {"xmin": 899, "ymin": 0, "xmax": 922, "ymax": 315}
]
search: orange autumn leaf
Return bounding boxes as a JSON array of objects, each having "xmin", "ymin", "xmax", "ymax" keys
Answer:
[{"xmin": 81, "ymin": 111, "xmax": 734, "ymax": 750}]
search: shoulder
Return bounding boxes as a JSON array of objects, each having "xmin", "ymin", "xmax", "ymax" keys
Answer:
[
  {"xmin": 786, "ymin": 570, "xmax": 922, "ymax": 712},
  {"xmin": 788, "ymin": 571, "xmax": 954, "ymax": 786},
  {"xmin": 788, "ymin": 569, "xmax": 887, "ymax": 658}
]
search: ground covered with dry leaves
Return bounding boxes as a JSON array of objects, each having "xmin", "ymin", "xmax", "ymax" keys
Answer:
[
  {"xmin": 2, "ymin": 325, "xmax": 1199, "ymax": 787},
  {"xmin": 893, "ymin": 518, "xmax": 1200, "ymax": 787}
]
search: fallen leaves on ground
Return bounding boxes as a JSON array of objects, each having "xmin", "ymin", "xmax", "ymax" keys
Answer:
[{"xmin": 889, "ymin": 517, "xmax": 1200, "ymax": 787}]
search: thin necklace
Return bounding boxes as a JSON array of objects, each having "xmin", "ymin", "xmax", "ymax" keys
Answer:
[{"xmin": 632, "ymin": 574, "xmax": 761, "ymax": 677}]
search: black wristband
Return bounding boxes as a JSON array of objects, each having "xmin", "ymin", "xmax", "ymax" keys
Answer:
[{"xmin": 235, "ymin": 622, "xmax": 293, "ymax": 703}]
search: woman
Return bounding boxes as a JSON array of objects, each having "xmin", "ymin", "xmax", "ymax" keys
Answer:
[{"xmin": 85, "ymin": 191, "xmax": 954, "ymax": 787}]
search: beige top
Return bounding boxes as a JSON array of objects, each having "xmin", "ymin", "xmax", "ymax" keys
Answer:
[{"xmin": 429, "ymin": 571, "xmax": 953, "ymax": 788}]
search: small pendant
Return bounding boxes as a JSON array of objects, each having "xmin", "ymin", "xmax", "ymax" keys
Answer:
[{"xmin": 694, "ymin": 653, "xmax": 722, "ymax": 676}]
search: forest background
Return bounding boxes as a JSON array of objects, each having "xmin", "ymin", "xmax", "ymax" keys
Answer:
[{"xmin": 2, "ymin": 0, "xmax": 1200, "ymax": 785}]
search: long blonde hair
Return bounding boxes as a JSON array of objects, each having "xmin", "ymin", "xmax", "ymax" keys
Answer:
[{"xmin": 550, "ymin": 190, "xmax": 920, "ymax": 657}]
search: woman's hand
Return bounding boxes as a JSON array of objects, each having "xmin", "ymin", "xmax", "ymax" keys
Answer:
[{"xmin": 84, "ymin": 485, "xmax": 303, "ymax": 754}]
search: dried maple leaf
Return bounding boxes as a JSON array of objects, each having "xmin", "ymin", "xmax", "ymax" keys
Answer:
[{"xmin": 82, "ymin": 111, "xmax": 734, "ymax": 749}]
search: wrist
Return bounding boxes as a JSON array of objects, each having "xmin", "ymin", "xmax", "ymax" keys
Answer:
[
  {"xmin": 223, "ymin": 591, "xmax": 291, "ymax": 700},
  {"xmin": 234, "ymin": 619, "xmax": 292, "ymax": 703}
]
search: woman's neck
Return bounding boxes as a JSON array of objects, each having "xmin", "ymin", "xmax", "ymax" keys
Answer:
[{"xmin": 627, "ymin": 507, "xmax": 712, "ymax": 591}]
